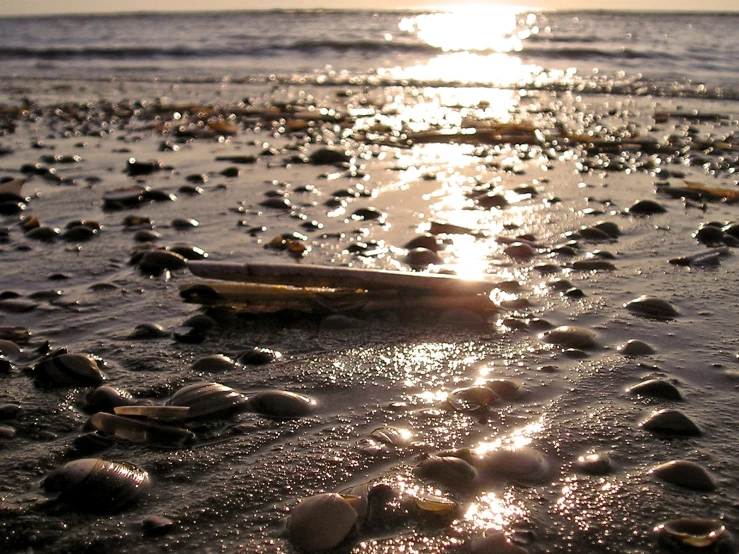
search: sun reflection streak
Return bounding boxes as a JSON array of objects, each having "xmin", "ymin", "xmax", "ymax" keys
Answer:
[{"xmin": 465, "ymin": 491, "xmax": 526, "ymax": 531}]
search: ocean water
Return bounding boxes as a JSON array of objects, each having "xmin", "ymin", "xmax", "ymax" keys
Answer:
[{"xmin": 0, "ymin": 9, "xmax": 737, "ymax": 99}]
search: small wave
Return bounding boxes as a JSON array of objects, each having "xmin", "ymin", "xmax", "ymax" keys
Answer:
[
  {"xmin": 287, "ymin": 39, "xmax": 439, "ymax": 54},
  {"xmin": 519, "ymin": 44, "xmax": 678, "ymax": 62}
]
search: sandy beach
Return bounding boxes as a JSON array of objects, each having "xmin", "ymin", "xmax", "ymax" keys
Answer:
[{"xmin": 0, "ymin": 39, "xmax": 738, "ymax": 554}]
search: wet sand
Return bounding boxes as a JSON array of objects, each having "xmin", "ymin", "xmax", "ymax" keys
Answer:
[{"xmin": 0, "ymin": 79, "xmax": 738, "ymax": 553}]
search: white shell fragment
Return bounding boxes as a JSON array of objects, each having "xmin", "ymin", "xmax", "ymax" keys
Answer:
[{"xmin": 287, "ymin": 493, "xmax": 358, "ymax": 552}]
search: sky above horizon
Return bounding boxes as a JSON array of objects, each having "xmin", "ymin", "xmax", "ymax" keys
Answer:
[{"xmin": 1, "ymin": 0, "xmax": 736, "ymax": 17}]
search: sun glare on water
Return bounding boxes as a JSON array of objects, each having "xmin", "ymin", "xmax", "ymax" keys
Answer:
[{"xmin": 384, "ymin": 5, "xmax": 543, "ymax": 87}]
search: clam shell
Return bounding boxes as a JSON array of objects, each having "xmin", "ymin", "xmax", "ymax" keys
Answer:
[
  {"xmin": 504, "ymin": 242, "xmax": 537, "ymax": 261},
  {"xmin": 624, "ymin": 295, "xmax": 678, "ymax": 319},
  {"xmin": 0, "ymin": 339, "xmax": 22, "ymax": 362},
  {"xmin": 167, "ymin": 382, "xmax": 247, "ymax": 419},
  {"xmin": 236, "ymin": 346, "xmax": 281, "ymax": 365},
  {"xmin": 482, "ymin": 379, "xmax": 520, "ymax": 401},
  {"xmin": 538, "ymin": 326, "xmax": 596, "ymax": 349},
  {"xmin": 287, "ymin": 493, "xmax": 358, "ymax": 552},
  {"xmin": 191, "ymin": 354, "xmax": 238, "ymax": 372},
  {"xmin": 576, "ymin": 451, "xmax": 612, "ymax": 475},
  {"xmin": 448, "ymin": 386, "xmax": 499, "ymax": 412},
  {"xmin": 639, "ymin": 409, "xmax": 701, "ymax": 435},
  {"xmin": 617, "ymin": 339, "xmax": 655, "ymax": 356},
  {"xmin": 473, "ymin": 445, "xmax": 552, "ymax": 486},
  {"xmin": 370, "ymin": 426, "xmax": 413, "ymax": 448},
  {"xmin": 85, "ymin": 412, "xmax": 194, "ymax": 448},
  {"xmin": 86, "ymin": 385, "xmax": 136, "ymax": 413},
  {"xmin": 245, "ymin": 390, "xmax": 317, "ymax": 419},
  {"xmin": 34, "ymin": 353, "xmax": 104, "ymax": 386},
  {"xmin": 649, "ymin": 460, "xmax": 716, "ymax": 491},
  {"xmin": 414, "ymin": 495, "xmax": 458, "ymax": 514},
  {"xmin": 42, "ymin": 458, "xmax": 150, "ymax": 513},
  {"xmin": 113, "ymin": 405, "xmax": 190, "ymax": 421},
  {"xmin": 414, "ymin": 455, "xmax": 477, "ymax": 489},
  {"xmin": 627, "ymin": 379, "xmax": 682, "ymax": 401},
  {"xmin": 654, "ymin": 518, "xmax": 726, "ymax": 548},
  {"xmin": 570, "ymin": 259, "xmax": 616, "ymax": 271}
]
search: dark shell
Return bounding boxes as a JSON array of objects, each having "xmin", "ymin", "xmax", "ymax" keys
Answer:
[
  {"xmin": 576, "ymin": 226, "xmax": 613, "ymax": 242},
  {"xmin": 42, "ymin": 458, "xmax": 151, "ymax": 513},
  {"xmin": 654, "ymin": 519, "xmax": 726, "ymax": 548},
  {"xmin": 167, "ymin": 382, "xmax": 247, "ymax": 419},
  {"xmin": 171, "ymin": 218, "xmax": 199, "ymax": 230},
  {"xmin": 617, "ymin": 339, "xmax": 655, "ymax": 356},
  {"xmin": 404, "ymin": 234, "xmax": 441, "ymax": 252},
  {"xmin": 245, "ymin": 390, "xmax": 317, "ymax": 419},
  {"xmin": 639, "ymin": 409, "xmax": 701, "ymax": 435},
  {"xmin": 84, "ymin": 412, "xmax": 195, "ymax": 448},
  {"xmin": 570, "ymin": 259, "xmax": 616, "ymax": 271},
  {"xmin": 191, "ymin": 354, "xmax": 238, "ymax": 372},
  {"xmin": 650, "ymin": 460, "xmax": 716, "ymax": 491},
  {"xmin": 309, "ymin": 147, "xmax": 351, "ymax": 165},
  {"xmin": 477, "ymin": 192, "xmax": 509, "ymax": 209},
  {"xmin": 404, "ymin": 247, "xmax": 442, "ymax": 267},
  {"xmin": 138, "ymin": 250, "xmax": 188, "ymax": 273},
  {"xmin": 128, "ymin": 323, "xmax": 169, "ymax": 339},
  {"xmin": 627, "ymin": 379, "xmax": 682, "ymax": 401},
  {"xmin": 624, "ymin": 295, "xmax": 678, "ymax": 319},
  {"xmin": 694, "ymin": 224, "xmax": 725, "ymax": 246},
  {"xmin": 236, "ymin": 346, "xmax": 281, "ymax": 365},
  {"xmin": 34, "ymin": 353, "xmax": 104, "ymax": 386},
  {"xmin": 473, "ymin": 445, "xmax": 552, "ymax": 486},
  {"xmin": 352, "ymin": 207, "xmax": 385, "ymax": 221},
  {"xmin": 86, "ymin": 385, "xmax": 136, "ymax": 413},
  {"xmin": 0, "ymin": 298, "xmax": 38, "ymax": 313},
  {"xmin": 142, "ymin": 515, "xmax": 176, "ymax": 536},
  {"xmin": 576, "ymin": 451, "xmax": 612, "ymax": 475},
  {"xmin": 287, "ymin": 493, "xmax": 358, "ymax": 552},
  {"xmin": 626, "ymin": 199, "xmax": 667, "ymax": 215},
  {"xmin": 593, "ymin": 221, "xmax": 621, "ymax": 238},
  {"xmin": 504, "ymin": 242, "xmax": 536, "ymax": 261}
]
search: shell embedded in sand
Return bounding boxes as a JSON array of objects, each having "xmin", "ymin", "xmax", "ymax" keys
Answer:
[
  {"xmin": 415, "ymin": 455, "xmax": 478, "ymax": 489},
  {"xmin": 191, "ymin": 354, "xmax": 239, "ymax": 372},
  {"xmin": 538, "ymin": 326, "xmax": 596, "ymax": 349},
  {"xmin": 654, "ymin": 518, "xmax": 726, "ymax": 548},
  {"xmin": 34, "ymin": 353, "xmax": 105, "ymax": 387},
  {"xmin": 639, "ymin": 409, "xmax": 701, "ymax": 436},
  {"xmin": 624, "ymin": 295, "xmax": 678, "ymax": 319},
  {"xmin": 245, "ymin": 390, "xmax": 317, "ymax": 418},
  {"xmin": 166, "ymin": 382, "xmax": 248, "ymax": 419},
  {"xmin": 287, "ymin": 493, "xmax": 358, "ymax": 552},
  {"xmin": 576, "ymin": 451, "xmax": 613, "ymax": 475},
  {"xmin": 617, "ymin": 339, "xmax": 655, "ymax": 356},
  {"xmin": 448, "ymin": 386, "xmax": 499, "ymax": 412},
  {"xmin": 42, "ymin": 458, "xmax": 151, "ymax": 513},
  {"xmin": 473, "ymin": 445, "xmax": 552, "ymax": 486},
  {"xmin": 649, "ymin": 460, "xmax": 716, "ymax": 491},
  {"xmin": 627, "ymin": 379, "xmax": 682, "ymax": 401}
]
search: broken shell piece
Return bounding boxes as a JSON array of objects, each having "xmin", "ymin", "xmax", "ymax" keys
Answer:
[
  {"xmin": 654, "ymin": 518, "xmax": 726, "ymax": 548},
  {"xmin": 287, "ymin": 493, "xmax": 358, "ymax": 552}
]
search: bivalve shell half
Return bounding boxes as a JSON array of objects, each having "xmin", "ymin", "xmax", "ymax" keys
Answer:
[
  {"xmin": 639, "ymin": 409, "xmax": 701, "ymax": 436},
  {"xmin": 473, "ymin": 445, "xmax": 552, "ymax": 486},
  {"xmin": 538, "ymin": 326, "xmax": 596, "ymax": 349},
  {"xmin": 649, "ymin": 460, "xmax": 716, "ymax": 491},
  {"xmin": 415, "ymin": 455, "xmax": 478, "ymax": 490},
  {"xmin": 617, "ymin": 339, "xmax": 655, "ymax": 356},
  {"xmin": 245, "ymin": 390, "xmax": 317, "ymax": 419},
  {"xmin": 167, "ymin": 382, "xmax": 247, "ymax": 419},
  {"xmin": 191, "ymin": 354, "xmax": 239, "ymax": 372},
  {"xmin": 627, "ymin": 379, "xmax": 682, "ymax": 401},
  {"xmin": 42, "ymin": 458, "xmax": 150, "ymax": 513},
  {"xmin": 654, "ymin": 518, "xmax": 726, "ymax": 548},
  {"xmin": 287, "ymin": 493, "xmax": 358, "ymax": 552},
  {"xmin": 34, "ymin": 353, "xmax": 104, "ymax": 386},
  {"xmin": 624, "ymin": 295, "xmax": 678, "ymax": 319},
  {"xmin": 85, "ymin": 412, "xmax": 194, "ymax": 448}
]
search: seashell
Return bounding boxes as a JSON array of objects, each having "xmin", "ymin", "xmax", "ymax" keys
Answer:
[
  {"xmin": 126, "ymin": 158, "xmax": 162, "ymax": 176},
  {"xmin": 72, "ymin": 431, "xmax": 114, "ymax": 454},
  {"xmin": 287, "ymin": 493, "xmax": 358, "ymax": 552},
  {"xmin": 414, "ymin": 495, "xmax": 458, "ymax": 514},
  {"xmin": 626, "ymin": 199, "xmax": 667, "ymax": 215},
  {"xmin": 576, "ymin": 226, "xmax": 613, "ymax": 242},
  {"xmin": 25, "ymin": 225, "xmax": 60, "ymax": 241},
  {"xmin": 563, "ymin": 287, "xmax": 586, "ymax": 298},
  {"xmin": 0, "ymin": 403, "xmax": 21, "ymax": 419},
  {"xmin": 640, "ymin": 409, "xmax": 701, "ymax": 436},
  {"xmin": 624, "ymin": 295, "xmax": 678, "ymax": 319},
  {"xmin": 570, "ymin": 259, "xmax": 616, "ymax": 271},
  {"xmin": 0, "ymin": 423, "xmax": 16, "ymax": 439},
  {"xmin": 113, "ymin": 405, "xmax": 190, "ymax": 421},
  {"xmin": 171, "ymin": 218, "xmax": 199, "ymax": 230},
  {"xmin": 404, "ymin": 247, "xmax": 442, "ymax": 267},
  {"xmin": 142, "ymin": 514, "xmax": 176, "ymax": 536},
  {"xmin": 236, "ymin": 346, "xmax": 281, "ymax": 365},
  {"xmin": 590, "ymin": 249, "xmax": 616, "ymax": 259},
  {"xmin": 448, "ymin": 386, "xmax": 499, "ymax": 412},
  {"xmin": 477, "ymin": 192, "xmax": 509, "ymax": 209},
  {"xmin": 309, "ymin": 147, "xmax": 351, "ymax": 165},
  {"xmin": 472, "ymin": 531, "xmax": 529, "ymax": 554},
  {"xmin": 538, "ymin": 326, "xmax": 596, "ymax": 349},
  {"xmin": 617, "ymin": 339, "xmax": 655, "ymax": 356},
  {"xmin": 191, "ymin": 354, "xmax": 239, "ymax": 372},
  {"xmin": 86, "ymin": 385, "xmax": 136, "ymax": 413},
  {"xmin": 103, "ymin": 186, "xmax": 147, "ymax": 209},
  {"xmin": 694, "ymin": 224, "xmax": 724, "ymax": 246},
  {"xmin": 504, "ymin": 242, "xmax": 536, "ymax": 261},
  {"xmin": 42, "ymin": 458, "xmax": 151, "ymax": 513},
  {"xmin": 245, "ymin": 390, "xmax": 317, "ymax": 419},
  {"xmin": 654, "ymin": 518, "xmax": 725, "ymax": 548},
  {"xmin": 61, "ymin": 225, "xmax": 97, "ymax": 241},
  {"xmin": 370, "ymin": 426, "xmax": 412, "ymax": 448},
  {"xmin": 593, "ymin": 221, "xmax": 621, "ymax": 238},
  {"xmin": 404, "ymin": 234, "xmax": 441, "ymax": 252},
  {"xmin": 352, "ymin": 207, "xmax": 385, "ymax": 221},
  {"xmin": 627, "ymin": 379, "xmax": 682, "ymax": 401},
  {"xmin": 34, "ymin": 353, "xmax": 104, "ymax": 386},
  {"xmin": 576, "ymin": 451, "xmax": 612, "ymax": 475},
  {"xmin": 128, "ymin": 322, "xmax": 169, "ymax": 339},
  {"xmin": 481, "ymin": 379, "xmax": 520, "ymax": 401},
  {"xmin": 0, "ymin": 326, "xmax": 31, "ymax": 344},
  {"xmin": 548, "ymin": 279, "xmax": 576, "ymax": 292},
  {"xmin": 669, "ymin": 247, "xmax": 729, "ymax": 268},
  {"xmin": 649, "ymin": 460, "xmax": 716, "ymax": 491},
  {"xmin": 473, "ymin": 445, "xmax": 552, "ymax": 486},
  {"xmin": 415, "ymin": 455, "xmax": 478, "ymax": 489},
  {"xmin": 169, "ymin": 244, "xmax": 208, "ymax": 260},
  {"xmin": 0, "ymin": 298, "xmax": 38, "ymax": 313},
  {"xmin": 167, "ymin": 382, "xmax": 248, "ymax": 419},
  {"xmin": 85, "ymin": 412, "xmax": 194, "ymax": 448},
  {"xmin": 138, "ymin": 250, "xmax": 188, "ymax": 274},
  {"xmin": 338, "ymin": 482, "xmax": 396, "ymax": 528},
  {"xmin": 0, "ymin": 339, "xmax": 22, "ymax": 361}
]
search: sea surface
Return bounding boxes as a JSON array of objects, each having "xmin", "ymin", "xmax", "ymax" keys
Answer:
[{"xmin": 0, "ymin": 9, "xmax": 737, "ymax": 99}]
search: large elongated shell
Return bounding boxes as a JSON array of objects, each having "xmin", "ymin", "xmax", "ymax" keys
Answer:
[
  {"xmin": 649, "ymin": 460, "xmax": 716, "ymax": 491},
  {"xmin": 538, "ymin": 326, "xmax": 596, "ymax": 349},
  {"xmin": 245, "ymin": 390, "xmax": 316, "ymax": 419},
  {"xmin": 34, "ymin": 353, "xmax": 104, "ymax": 386},
  {"xmin": 287, "ymin": 493, "xmax": 358, "ymax": 552},
  {"xmin": 166, "ymin": 382, "xmax": 247, "ymax": 419},
  {"xmin": 42, "ymin": 458, "xmax": 150, "ymax": 513},
  {"xmin": 85, "ymin": 412, "xmax": 194, "ymax": 448}
]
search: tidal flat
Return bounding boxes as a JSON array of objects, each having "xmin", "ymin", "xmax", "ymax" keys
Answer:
[{"xmin": 0, "ymin": 79, "xmax": 737, "ymax": 553}]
